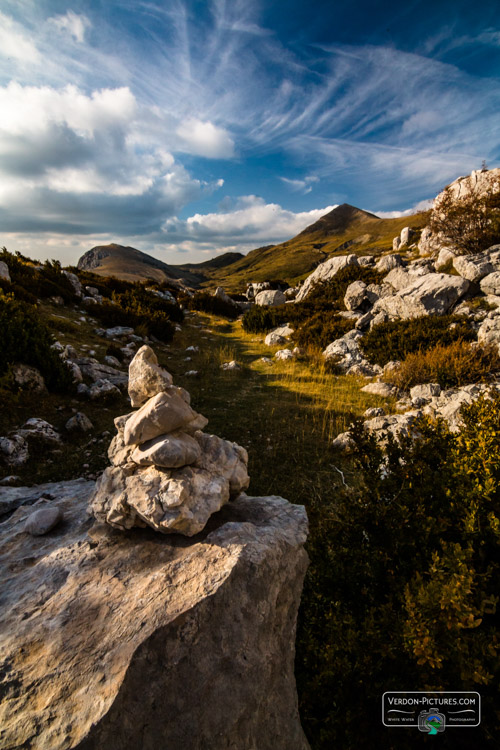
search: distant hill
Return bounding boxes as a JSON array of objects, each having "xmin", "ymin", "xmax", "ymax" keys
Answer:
[
  {"xmin": 204, "ymin": 204, "xmax": 430, "ymax": 291},
  {"xmin": 77, "ymin": 244, "xmax": 244, "ymax": 286}
]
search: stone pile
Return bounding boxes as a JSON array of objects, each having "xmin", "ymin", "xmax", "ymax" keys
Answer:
[{"xmin": 90, "ymin": 345, "xmax": 250, "ymax": 536}]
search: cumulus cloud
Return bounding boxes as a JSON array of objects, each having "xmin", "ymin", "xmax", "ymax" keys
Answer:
[
  {"xmin": 163, "ymin": 195, "xmax": 336, "ymax": 244},
  {"xmin": 176, "ymin": 118, "xmax": 235, "ymax": 158},
  {"xmin": 0, "ymin": 82, "xmax": 223, "ymax": 235},
  {"xmin": 49, "ymin": 11, "xmax": 91, "ymax": 43}
]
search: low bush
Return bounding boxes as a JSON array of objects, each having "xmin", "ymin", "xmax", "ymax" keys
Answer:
[
  {"xmin": 186, "ymin": 291, "xmax": 240, "ymax": 320},
  {"xmin": 386, "ymin": 340, "xmax": 500, "ymax": 390},
  {"xmin": 293, "ymin": 312, "xmax": 354, "ymax": 349},
  {"xmin": 297, "ymin": 392, "xmax": 500, "ymax": 749},
  {"xmin": 0, "ymin": 294, "xmax": 73, "ymax": 392},
  {"xmin": 360, "ymin": 315, "xmax": 475, "ymax": 365},
  {"xmin": 306, "ymin": 265, "xmax": 384, "ymax": 309},
  {"xmin": 0, "ymin": 249, "xmax": 77, "ymax": 303},
  {"xmin": 242, "ymin": 305, "xmax": 290, "ymax": 333}
]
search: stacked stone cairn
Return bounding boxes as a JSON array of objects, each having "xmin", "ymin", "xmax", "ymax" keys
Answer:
[{"xmin": 90, "ymin": 345, "xmax": 249, "ymax": 536}]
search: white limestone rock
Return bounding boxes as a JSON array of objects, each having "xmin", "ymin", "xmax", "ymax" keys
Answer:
[
  {"xmin": 275, "ymin": 349, "xmax": 294, "ymax": 361},
  {"xmin": 0, "ymin": 260, "xmax": 10, "ymax": 282},
  {"xmin": 480, "ymin": 272, "xmax": 500, "ymax": 296},
  {"xmin": 0, "ymin": 480, "xmax": 309, "ymax": 750},
  {"xmin": 131, "ymin": 432, "xmax": 201, "ymax": 468},
  {"xmin": 254, "ymin": 289, "xmax": 287, "ymax": 307},
  {"xmin": 296, "ymin": 254, "xmax": 359, "ymax": 301},
  {"xmin": 375, "ymin": 254, "xmax": 403, "ymax": 273},
  {"xmin": 124, "ymin": 390, "xmax": 200, "ymax": 446},
  {"xmin": 453, "ymin": 256, "xmax": 494, "ymax": 283},
  {"xmin": 128, "ymin": 345, "xmax": 173, "ymax": 407},
  {"xmin": 372, "ymin": 273, "xmax": 470, "ymax": 320}
]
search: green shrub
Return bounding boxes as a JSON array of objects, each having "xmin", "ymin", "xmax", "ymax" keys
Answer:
[
  {"xmin": 359, "ymin": 315, "xmax": 475, "ymax": 365},
  {"xmin": 0, "ymin": 249, "xmax": 76, "ymax": 303},
  {"xmin": 386, "ymin": 340, "xmax": 500, "ymax": 390},
  {"xmin": 297, "ymin": 393, "xmax": 500, "ymax": 749},
  {"xmin": 0, "ymin": 294, "xmax": 73, "ymax": 392},
  {"xmin": 293, "ymin": 312, "xmax": 354, "ymax": 349},
  {"xmin": 186, "ymin": 291, "xmax": 240, "ymax": 320},
  {"xmin": 242, "ymin": 305, "xmax": 290, "ymax": 333},
  {"xmin": 306, "ymin": 265, "xmax": 384, "ymax": 309}
]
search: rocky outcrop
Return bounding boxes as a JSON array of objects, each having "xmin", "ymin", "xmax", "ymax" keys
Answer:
[
  {"xmin": 0, "ymin": 476, "xmax": 309, "ymax": 750},
  {"xmin": 0, "ymin": 260, "xmax": 10, "ymax": 282},
  {"xmin": 296, "ymin": 254, "xmax": 359, "ymax": 301},
  {"xmin": 91, "ymin": 346, "xmax": 250, "ymax": 536},
  {"xmin": 255, "ymin": 289, "xmax": 287, "ymax": 307},
  {"xmin": 372, "ymin": 273, "xmax": 470, "ymax": 320}
]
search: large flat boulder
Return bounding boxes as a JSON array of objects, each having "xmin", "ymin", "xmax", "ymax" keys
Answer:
[
  {"xmin": 372, "ymin": 273, "xmax": 470, "ymax": 320},
  {"xmin": 0, "ymin": 481, "xmax": 310, "ymax": 750}
]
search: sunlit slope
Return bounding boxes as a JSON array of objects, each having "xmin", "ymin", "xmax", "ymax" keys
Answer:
[{"xmin": 204, "ymin": 204, "xmax": 430, "ymax": 291}]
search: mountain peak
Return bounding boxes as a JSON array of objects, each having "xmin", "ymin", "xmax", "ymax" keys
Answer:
[{"xmin": 297, "ymin": 203, "xmax": 380, "ymax": 238}]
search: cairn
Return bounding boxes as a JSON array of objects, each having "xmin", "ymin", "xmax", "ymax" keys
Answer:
[{"xmin": 90, "ymin": 345, "xmax": 249, "ymax": 536}]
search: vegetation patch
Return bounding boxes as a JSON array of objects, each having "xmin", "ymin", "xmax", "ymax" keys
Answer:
[
  {"xmin": 306, "ymin": 265, "xmax": 384, "ymax": 309},
  {"xmin": 385, "ymin": 340, "xmax": 500, "ymax": 390},
  {"xmin": 360, "ymin": 314, "xmax": 475, "ymax": 365},
  {"xmin": 293, "ymin": 312, "xmax": 354, "ymax": 350},
  {"xmin": 180, "ymin": 290, "xmax": 241, "ymax": 320},
  {"xmin": 0, "ymin": 294, "xmax": 73, "ymax": 392},
  {"xmin": 297, "ymin": 392, "xmax": 500, "ymax": 749}
]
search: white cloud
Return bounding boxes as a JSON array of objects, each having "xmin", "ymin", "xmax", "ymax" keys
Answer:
[
  {"xmin": 0, "ymin": 12, "xmax": 40, "ymax": 63},
  {"xmin": 176, "ymin": 118, "xmax": 235, "ymax": 158},
  {"xmin": 49, "ymin": 11, "xmax": 91, "ymax": 43},
  {"xmin": 375, "ymin": 198, "xmax": 434, "ymax": 218},
  {"xmin": 0, "ymin": 82, "xmax": 224, "ymax": 235},
  {"xmin": 280, "ymin": 175, "xmax": 319, "ymax": 193},
  {"xmin": 164, "ymin": 195, "xmax": 336, "ymax": 243}
]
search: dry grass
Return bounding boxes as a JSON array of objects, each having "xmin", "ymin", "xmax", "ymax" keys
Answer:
[{"xmin": 385, "ymin": 340, "xmax": 500, "ymax": 390}]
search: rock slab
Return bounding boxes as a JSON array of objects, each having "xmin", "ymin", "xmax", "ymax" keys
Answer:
[{"xmin": 0, "ymin": 482, "xmax": 310, "ymax": 750}]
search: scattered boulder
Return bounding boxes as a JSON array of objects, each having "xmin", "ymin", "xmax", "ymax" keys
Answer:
[
  {"xmin": 453, "ymin": 255, "xmax": 494, "ymax": 283},
  {"xmin": 0, "ymin": 434, "xmax": 29, "ymax": 466},
  {"xmin": 105, "ymin": 326, "xmax": 135, "ymax": 338},
  {"xmin": 323, "ymin": 330, "xmax": 380, "ymax": 376},
  {"xmin": 275, "ymin": 349, "xmax": 294, "ymax": 361},
  {"xmin": 214, "ymin": 286, "xmax": 237, "ymax": 306},
  {"xmin": 89, "ymin": 379, "xmax": 121, "ymax": 401},
  {"xmin": 24, "ymin": 506, "xmax": 63, "ymax": 536},
  {"xmin": 344, "ymin": 280, "xmax": 370, "ymax": 311},
  {"xmin": 11, "ymin": 364, "xmax": 47, "ymax": 394},
  {"xmin": 221, "ymin": 360, "xmax": 242, "ymax": 371},
  {"xmin": 400, "ymin": 227, "xmax": 417, "ymax": 247},
  {"xmin": 17, "ymin": 418, "xmax": 62, "ymax": 446},
  {"xmin": 361, "ymin": 382, "xmax": 398, "ymax": 398},
  {"xmin": 372, "ymin": 273, "xmax": 470, "ymax": 320},
  {"xmin": 0, "ymin": 260, "xmax": 10, "ymax": 282},
  {"xmin": 480, "ymin": 272, "xmax": 500, "ymax": 296},
  {"xmin": 65, "ymin": 412, "xmax": 94, "ymax": 433},
  {"xmin": 265, "ymin": 325, "xmax": 294, "ymax": 346},
  {"xmin": 255, "ymin": 289, "xmax": 287, "ymax": 307},
  {"xmin": 435, "ymin": 248, "xmax": 456, "ymax": 270},
  {"xmin": 296, "ymin": 254, "xmax": 359, "ymax": 301},
  {"xmin": 62, "ymin": 270, "xmax": 82, "ymax": 297},
  {"xmin": 477, "ymin": 317, "xmax": 500, "ymax": 352},
  {"xmin": 375, "ymin": 254, "xmax": 403, "ymax": 273}
]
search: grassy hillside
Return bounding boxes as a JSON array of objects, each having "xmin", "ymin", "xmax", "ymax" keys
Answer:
[
  {"xmin": 77, "ymin": 244, "xmax": 244, "ymax": 287},
  {"xmin": 203, "ymin": 208, "xmax": 430, "ymax": 292}
]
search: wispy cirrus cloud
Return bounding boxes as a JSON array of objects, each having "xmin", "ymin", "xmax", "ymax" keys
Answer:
[{"xmin": 0, "ymin": 0, "xmax": 498, "ymax": 264}]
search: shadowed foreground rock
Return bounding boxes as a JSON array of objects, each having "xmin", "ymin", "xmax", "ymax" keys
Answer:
[{"xmin": 0, "ymin": 480, "xmax": 310, "ymax": 750}]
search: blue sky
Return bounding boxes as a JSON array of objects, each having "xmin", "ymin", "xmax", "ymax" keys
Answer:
[{"xmin": 1, "ymin": 0, "xmax": 499, "ymax": 265}]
